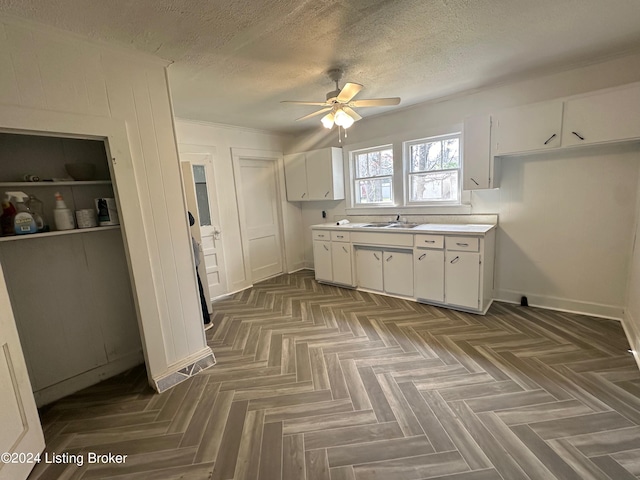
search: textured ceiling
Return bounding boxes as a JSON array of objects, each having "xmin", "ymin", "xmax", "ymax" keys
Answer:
[{"xmin": 2, "ymin": 0, "xmax": 640, "ymax": 133}]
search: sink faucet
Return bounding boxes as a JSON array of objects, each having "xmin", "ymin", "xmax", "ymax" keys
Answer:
[{"xmin": 395, "ymin": 214, "xmax": 400, "ymax": 222}]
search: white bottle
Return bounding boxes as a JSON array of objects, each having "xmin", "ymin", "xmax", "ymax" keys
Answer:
[{"xmin": 53, "ymin": 192, "xmax": 75, "ymax": 231}]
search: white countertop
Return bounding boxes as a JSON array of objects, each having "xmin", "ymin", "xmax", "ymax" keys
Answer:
[{"xmin": 311, "ymin": 222, "xmax": 496, "ymax": 235}]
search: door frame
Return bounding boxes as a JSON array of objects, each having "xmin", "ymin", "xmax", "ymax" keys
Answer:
[{"xmin": 231, "ymin": 148, "xmax": 288, "ymax": 284}]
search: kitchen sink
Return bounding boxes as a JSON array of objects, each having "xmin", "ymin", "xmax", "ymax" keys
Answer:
[
  {"xmin": 385, "ymin": 223, "xmax": 420, "ymax": 228},
  {"xmin": 361, "ymin": 222, "xmax": 421, "ymax": 228},
  {"xmin": 361, "ymin": 223, "xmax": 391, "ymax": 227}
]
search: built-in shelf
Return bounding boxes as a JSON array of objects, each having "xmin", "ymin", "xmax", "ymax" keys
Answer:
[
  {"xmin": 0, "ymin": 181, "xmax": 111, "ymax": 188},
  {"xmin": 0, "ymin": 225, "xmax": 120, "ymax": 242}
]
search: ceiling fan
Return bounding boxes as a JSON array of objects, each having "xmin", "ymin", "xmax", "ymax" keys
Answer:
[{"xmin": 281, "ymin": 68, "xmax": 401, "ymax": 131}]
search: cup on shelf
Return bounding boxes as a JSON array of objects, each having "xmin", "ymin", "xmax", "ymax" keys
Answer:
[{"xmin": 76, "ymin": 209, "xmax": 97, "ymax": 229}]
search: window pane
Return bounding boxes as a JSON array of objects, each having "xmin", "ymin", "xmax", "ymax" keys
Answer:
[
  {"xmin": 410, "ymin": 171, "xmax": 459, "ymax": 202},
  {"xmin": 192, "ymin": 165, "xmax": 212, "ymax": 226},
  {"xmin": 356, "ymin": 153, "xmax": 369, "ymax": 178},
  {"xmin": 410, "ymin": 138, "xmax": 460, "ymax": 172},
  {"xmin": 379, "ymin": 149, "xmax": 393, "ymax": 175},
  {"xmin": 355, "ymin": 177, "xmax": 393, "ymax": 204},
  {"xmin": 442, "ymin": 138, "xmax": 460, "ymax": 169}
]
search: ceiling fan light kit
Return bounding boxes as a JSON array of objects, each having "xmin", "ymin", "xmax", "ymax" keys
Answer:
[{"xmin": 281, "ymin": 68, "xmax": 401, "ymax": 141}]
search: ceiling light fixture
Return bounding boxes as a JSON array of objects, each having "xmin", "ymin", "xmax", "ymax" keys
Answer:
[
  {"xmin": 321, "ymin": 112, "xmax": 335, "ymax": 129},
  {"xmin": 333, "ymin": 108, "xmax": 355, "ymax": 129}
]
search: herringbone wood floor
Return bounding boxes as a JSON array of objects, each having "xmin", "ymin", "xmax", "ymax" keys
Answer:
[{"xmin": 30, "ymin": 270, "xmax": 640, "ymax": 480}]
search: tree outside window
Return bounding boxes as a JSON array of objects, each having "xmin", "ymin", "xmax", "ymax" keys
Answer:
[
  {"xmin": 407, "ymin": 135, "xmax": 460, "ymax": 203},
  {"xmin": 353, "ymin": 146, "xmax": 393, "ymax": 205}
]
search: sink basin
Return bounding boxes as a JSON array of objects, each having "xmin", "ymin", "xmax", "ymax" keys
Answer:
[
  {"xmin": 361, "ymin": 222, "xmax": 421, "ymax": 229},
  {"xmin": 361, "ymin": 223, "xmax": 391, "ymax": 227},
  {"xmin": 385, "ymin": 223, "xmax": 420, "ymax": 228}
]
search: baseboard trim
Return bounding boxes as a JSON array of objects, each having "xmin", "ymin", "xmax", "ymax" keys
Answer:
[
  {"xmin": 152, "ymin": 347, "xmax": 216, "ymax": 393},
  {"xmin": 494, "ymin": 289, "xmax": 623, "ymax": 321},
  {"xmin": 33, "ymin": 350, "xmax": 144, "ymax": 407},
  {"xmin": 622, "ymin": 310, "xmax": 640, "ymax": 371}
]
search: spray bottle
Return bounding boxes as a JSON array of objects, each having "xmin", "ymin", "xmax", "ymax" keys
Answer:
[
  {"xmin": 53, "ymin": 192, "xmax": 75, "ymax": 231},
  {"xmin": 6, "ymin": 192, "xmax": 37, "ymax": 235},
  {"xmin": 1, "ymin": 195, "xmax": 17, "ymax": 236}
]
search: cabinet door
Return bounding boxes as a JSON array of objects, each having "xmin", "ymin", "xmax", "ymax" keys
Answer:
[
  {"xmin": 414, "ymin": 249, "xmax": 444, "ymax": 302},
  {"xmin": 383, "ymin": 250, "xmax": 413, "ymax": 297},
  {"xmin": 356, "ymin": 248, "xmax": 383, "ymax": 291},
  {"xmin": 463, "ymin": 114, "xmax": 494, "ymax": 190},
  {"xmin": 284, "ymin": 153, "xmax": 308, "ymax": 201},
  {"xmin": 445, "ymin": 251, "xmax": 480, "ymax": 310},
  {"xmin": 331, "ymin": 242, "xmax": 353, "ymax": 286},
  {"xmin": 305, "ymin": 148, "xmax": 345, "ymax": 200},
  {"xmin": 492, "ymin": 101, "xmax": 563, "ymax": 155},
  {"xmin": 313, "ymin": 240, "xmax": 332, "ymax": 282},
  {"xmin": 562, "ymin": 83, "xmax": 640, "ymax": 147}
]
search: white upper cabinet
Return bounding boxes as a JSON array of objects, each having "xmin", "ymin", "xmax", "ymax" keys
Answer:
[
  {"xmin": 492, "ymin": 100, "xmax": 563, "ymax": 155},
  {"xmin": 284, "ymin": 147, "xmax": 344, "ymax": 201},
  {"xmin": 284, "ymin": 153, "xmax": 308, "ymax": 200},
  {"xmin": 463, "ymin": 114, "xmax": 497, "ymax": 190},
  {"xmin": 562, "ymin": 82, "xmax": 640, "ymax": 147}
]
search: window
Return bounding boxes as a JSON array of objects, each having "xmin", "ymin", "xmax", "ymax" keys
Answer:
[
  {"xmin": 352, "ymin": 146, "xmax": 394, "ymax": 205},
  {"xmin": 406, "ymin": 134, "xmax": 461, "ymax": 204},
  {"xmin": 193, "ymin": 164, "xmax": 212, "ymax": 226}
]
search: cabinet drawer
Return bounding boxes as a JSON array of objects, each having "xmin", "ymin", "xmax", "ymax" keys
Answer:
[
  {"xmin": 312, "ymin": 230, "xmax": 331, "ymax": 241},
  {"xmin": 414, "ymin": 234, "xmax": 444, "ymax": 249},
  {"xmin": 351, "ymin": 231, "xmax": 413, "ymax": 247},
  {"xmin": 331, "ymin": 231, "xmax": 350, "ymax": 242},
  {"xmin": 446, "ymin": 236, "xmax": 479, "ymax": 252}
]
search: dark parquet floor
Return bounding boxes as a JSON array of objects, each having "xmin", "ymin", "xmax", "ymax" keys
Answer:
[{"xmin": 30, "ymin": 270, "xmax": 640, "ymax": 479}]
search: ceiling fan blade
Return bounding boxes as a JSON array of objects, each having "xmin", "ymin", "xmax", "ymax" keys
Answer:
[
  {"xmin": 336, "ymin": 83, "xmax": 363, "ymax": 103},
  {"xmin": 296, "ymin": 107, "xmax": 332, "ymax": 122},
  {"xmin": 343, "ymin": 106, "xmax": 362, "ymax": 121},
  {"xmin": 350, "ymin": 97, "xmax": 401, "ymax": 107},
  {"xmin": 281, "ymin": 101, "xmax": 329, "ymax": 106}
]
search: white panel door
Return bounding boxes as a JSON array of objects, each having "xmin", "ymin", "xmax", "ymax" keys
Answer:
[
  {"xmin": 0, "ymin": 262, "xmax": 45, "ymax": 480},
  {"xmin": 180, "ymin": 153, "xmax": 228, "ymax": 301},
  {"xmin": 239, "ymin": 158, "xmax": 284, "ymax": 282}
]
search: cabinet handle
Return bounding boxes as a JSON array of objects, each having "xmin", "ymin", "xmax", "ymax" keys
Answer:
[
  {"xmin": 543, "ymin": 133, "xmax": 557, "ymax": 145},
  {"xmin": 302, "ymin": 193, "xmax": 306, "ymax": 198},
  {"xmin": 424, "ymin": 240, "xmax": 435, "ymax": 244},
  {"xmin": 337, "ymin": 235, "xmax": 344, "ymax": 238},
  {"xmin": 324, "ymin": 191, "xmax": 330, "ymax": 197},
  {"xmin": 456, "ymin": 242, "xmax": 469, "ymax": 247},
  {"xmin": 450, "ymin": 256, "xmax": 460, "ymax": 264},
  {"xmin": 342, "ymin": 246, "xmax": 348, "ymax": 253},
  {"xmin": 386, "ymin": 255, "xmax": 393, "ymax": 262},
  {"xmin": 418, "ymin": 253, "xmax": 426, "ymax": 260},
  {"xmin": 373, "ymin": 253, "xmax": 380, "ymax": 260},
  {"xmin": 323, "ymin": 244, "xmax": 329, "ymax": 251},
  {"xmin": 471, "ymin": 177, "xmax": 480, "ymax": 186},
  {"xmin": 572, "ymin": 131, "xmax": 585, "ymax": 141},
  {"xmin": 318, "ymin": 234, "xmax": 325, "ymax": 238}
]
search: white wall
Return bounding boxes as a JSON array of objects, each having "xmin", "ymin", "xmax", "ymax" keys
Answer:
[
  {"xmin": 290, "ymin": 52, "xmax": 640, "ymax": 321},
  {"xmin": 174, "ymin": 119, "xmax": 302, "ymax": 294},
  {"xmin": 623, "ymin": 173, "xmax": 640, "ymax": 369},
  {"xmin": 0, "ymin": 15, "xmax": 212, "ymax": 390}
]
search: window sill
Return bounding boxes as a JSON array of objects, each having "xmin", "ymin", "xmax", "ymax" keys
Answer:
[{"xmin": 345, "ymin": 204, "xmax": 472, "ymax": 216}]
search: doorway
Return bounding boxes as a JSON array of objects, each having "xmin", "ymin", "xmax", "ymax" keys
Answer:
[
  {"xmin": 180, "ymin": 152, "xmax": 228, "ymax": 301},
  {"xmin": 233, "ymin": 151, "xmax": 286, "ymax": 283}
]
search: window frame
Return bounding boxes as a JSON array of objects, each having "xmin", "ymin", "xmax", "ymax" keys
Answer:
[
  {"xmin": 351, "ymin": 144, "xmax": 395, "ymax": 207},
  {"xmin": 403, "ymin": 132, "xmax": 462, "ymax": 206}
]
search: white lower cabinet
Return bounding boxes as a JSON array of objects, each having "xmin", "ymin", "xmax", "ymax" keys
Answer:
[
  {"xmin": 414, "ymin": 248, "xmax": 444, "ymax": 303},
  {"xmin": 313, "ymin": 240, "xmax": 332, "ymax": 282},
  {"xmin": 355, "ymin": 248, "xmax": 383, "ymax": 291},
  {"xmin": 331, "ymin": 242, "xmax": 353, "ymax": 286},
  {"xmin": 313, "ymin": 227, "xmax": 495, "ymax": 314},
  {"xmin": 383, "ymin": 250, "xmax": 414, "ymax": 297},
  {"xmin": 445, "ymin": 251, "xmax": 481, "ymax": 309}
]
